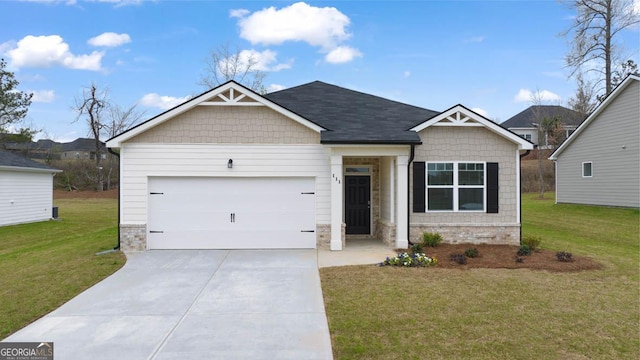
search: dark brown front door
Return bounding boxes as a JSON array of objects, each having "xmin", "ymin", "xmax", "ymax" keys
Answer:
[{"xmin": 345, "ymin": 176, "xmax": 371, "ymax": 234}]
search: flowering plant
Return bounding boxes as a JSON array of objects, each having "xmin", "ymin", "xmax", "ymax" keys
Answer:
[{"xmin": 379, "ymin": 252, "xmax": 438, "ymax": 267}]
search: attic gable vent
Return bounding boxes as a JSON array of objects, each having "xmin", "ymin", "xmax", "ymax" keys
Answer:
[
  {"xmin": 199, "ymin": 87, "xmax": 263, "ymax": 107},
  {"xmin": 434, "ymin": 111, "xmax": 482, "ymax": 127}
]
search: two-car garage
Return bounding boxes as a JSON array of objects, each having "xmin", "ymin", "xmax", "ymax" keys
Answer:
[{"xmin": 147, "ymin": 177, "xmax": 316, "ymax": 249}]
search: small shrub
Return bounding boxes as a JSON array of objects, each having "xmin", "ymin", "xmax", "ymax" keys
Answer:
[
  {"xmin": 380, "ymin": 252, "xmax": 438, "ymax": 267},
  {"xmin": 521, "ymin": 235, "xmax": 542, "ymax": 251},
  {"xmin": 464, "ymin": 248, "xmax": 479, "ymax": 258},
  {"xmin": 410, "ymin": 243, "xmax": 423, "ymax": 254},
  {"xmin": 422, "ymin": 232, "xmax": 443, "ymax": 247},
  {"xmin": 515, "ymin": 256, "xmax": 525, "ymax": 263},
  {"xmin": 450, "ymin": 253, "xmax": 467, "ymax": 265},
  {"xmin": 517, "ymin": 245, "xmax": 532, "ymax": 256},
  {"xmin": 556, "ymin": 251, "xmax": 573, "ymax": 262}
]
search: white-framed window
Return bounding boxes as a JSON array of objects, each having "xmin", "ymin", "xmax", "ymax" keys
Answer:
[
  {"xmin": 426, "ymin": 162, "xmax": 485, "ymax": 211},
  {"xmin": 520, "ymin": 133, "xmax": 532, "ymax": 141},
  {"xmin": 582, "ymin": 162, "xmax": 593, "ymax": 177}
]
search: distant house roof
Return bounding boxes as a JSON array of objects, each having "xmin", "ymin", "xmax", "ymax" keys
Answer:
[
  {"xmin": 501, "ymin": 105, "xmax": 585, "ymax": 128},
  {"xmin": 0, "ymin": 149, "xmax": 60, "ymax": 172},
  {"xmin": 264, "ymin": 81, "xmax": 440, "ymax": 144},
  {"xmin": 2, "ymin": 138, "xmax": 104, "ymax": 153},
  {"xmin": 62, "ymin": 138, "xmax": 105, "ymax": 152}
]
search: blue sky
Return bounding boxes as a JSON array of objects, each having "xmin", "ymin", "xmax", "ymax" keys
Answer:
[{"xmin": 2, "ymin": 0, "xmax": 639, "ymax": 142}]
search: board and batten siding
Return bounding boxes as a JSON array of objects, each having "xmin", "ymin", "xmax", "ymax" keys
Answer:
[
  {"xmin": 555, "ymin": 80, "xmax": 640, "ymax": 207},
  {"xmin": 119, "ymin": 143, "xmax": 330, "ymax": 225},
  {"xmin": 0, "ymin": 170, "xmax": 54, "ymax": 226}
]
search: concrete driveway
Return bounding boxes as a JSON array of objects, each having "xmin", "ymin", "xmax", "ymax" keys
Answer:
[{"xmin": 4, "ymin": 250, "xmax": 333, "ymax": 359}]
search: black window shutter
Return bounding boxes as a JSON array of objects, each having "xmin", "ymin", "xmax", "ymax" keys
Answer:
[
  {"xmin": 413, "ymin": 162, "xmax": 426, "ymax": 212},
  {"xmin": 486, "ymin": 162, "xmax": 499, "ymax": 213}
]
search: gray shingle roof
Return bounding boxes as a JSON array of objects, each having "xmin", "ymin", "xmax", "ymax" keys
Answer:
[
  {"xmin": 264, "ymin": 81, "xmax": 440, "ymax": 144},
  {"xmin": 62, "ymin": 138, "xmax": 105, "ymax": 152},
  {"xmin": 0, "ymin": 149, "xmax": 59, "ymax": 171},
  {"xmin": 501, "ymin": 105, "xmax": 585, "ymax": 128}
]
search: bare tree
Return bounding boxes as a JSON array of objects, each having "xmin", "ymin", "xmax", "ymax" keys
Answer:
[
  {"xmin": 530, "ymin": 91, "xmax": 565, "ymax": 198},
  {"xmin": 611, "ymin": 59, "xmax": 639, "ymax": 87},
  {"xmin": 563, "ymin": 0, "xmax": 640, "ymax": 97},
  {"xmin": 568, "ymin": 72, "xmax": 598, "ymax": 116},
  {"xmin": 74, "ymin": 83, "xmax": 108, "ymax": 191},
  {"xmin": 198, "ymin": 43, "xmax": 267, "ymax": 92},
  {"xmin": 104, "ymin": 103, "xmax": 145, "ymax": 189}
]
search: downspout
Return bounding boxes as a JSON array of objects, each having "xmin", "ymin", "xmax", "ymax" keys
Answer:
[
  {"xmin": 108, "ymin": 147, "xmax": 121, "ymax": 251},
  {"xmin": 407, "ymin": 144, "xmax": 416, "ymax": 246},
  {"xmin": 518, "ymin": 149, "xmax": 531, "ymax": 243}
]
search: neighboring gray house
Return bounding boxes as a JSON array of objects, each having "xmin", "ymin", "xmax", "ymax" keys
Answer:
[
  {"xmin": 0, "ymin": 149, "xmax": 61, "ymax": 227},
  {"xmin": 106, "ymin": 80, "xmax": 533, "ymax": 252},
  {"xmin": 60, "ymin": 138, "xmax": 107, "ymax": 160},
  {"xmin": 502, "ymin": 105, "xmax": 584, "ymax": 146},
  {"xmin": 549, "ymin": 75, "xmax": 640, "ymax": 208},
  {"xmin": 1, "ymin": 138, "xmax": 106, "ymax": 161}
]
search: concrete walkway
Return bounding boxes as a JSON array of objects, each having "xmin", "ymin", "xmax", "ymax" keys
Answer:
[
  {"xmin": 4, "ymin": 250, "xmax": 333, "ymax": 360},
  {"xmin": 317, "ymin": 238, "xmax": 398, "ymax": 268}
]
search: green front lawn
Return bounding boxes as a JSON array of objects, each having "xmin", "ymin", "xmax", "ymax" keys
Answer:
[
  {"xmin": 0, "ymin": 198, "xmax": 125, "ymax": 339},
  {"xmin": 321, "ymin": 193, "xmax": 640, "ymax": 359}
]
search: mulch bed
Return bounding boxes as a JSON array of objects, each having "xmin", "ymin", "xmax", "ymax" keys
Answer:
[{"xmin": 399, "ymin": 244, "xmax": 603, "ymax": 272}]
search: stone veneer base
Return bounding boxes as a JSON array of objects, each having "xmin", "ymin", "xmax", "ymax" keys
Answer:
[
  {"xmin": 120, "ymin": 224, "xmax": 147, "ymax": 252},
  {"xmin": 410, "ymin": 224, "xmax": 520, "ymax": 246}
]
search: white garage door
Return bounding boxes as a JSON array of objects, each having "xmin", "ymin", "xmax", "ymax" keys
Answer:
[{"xmin": 147, "ymin": 177, "xmax": 316, "ymax": 249}]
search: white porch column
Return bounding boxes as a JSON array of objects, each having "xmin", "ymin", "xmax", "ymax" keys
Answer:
[
  {"xmin": 330, "ymin": 155, "xmax": 343, "ymax": 250},
  {"xmin": 396, "ymin": 155, "xmax": 409, "ymax": 249}
]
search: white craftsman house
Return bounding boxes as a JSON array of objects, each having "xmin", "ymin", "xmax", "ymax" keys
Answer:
[{"xmin": 106, "ymin": 81, "xmax": 533, "ymax": 251}]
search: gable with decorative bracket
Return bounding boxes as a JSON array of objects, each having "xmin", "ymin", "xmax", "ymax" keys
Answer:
[{"xmin": 198, "ymin": 87, "xmax": 263, "ymax": 106}]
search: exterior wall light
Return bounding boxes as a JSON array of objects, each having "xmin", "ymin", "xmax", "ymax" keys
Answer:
[{"xmin": 228, "ymin": 159, "xmax": 233, "ymax": 168}]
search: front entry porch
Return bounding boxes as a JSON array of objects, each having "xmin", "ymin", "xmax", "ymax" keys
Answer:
[{"xmin": 326, "ymin": 145, "xmax": 411, "ymax": 251}]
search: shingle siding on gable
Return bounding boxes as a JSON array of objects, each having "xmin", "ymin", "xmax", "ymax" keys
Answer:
[
  {"xmin": 410, "ymin": 126, "xmax": 518, "ymax": 224},
  {"xmin": 127, "ymin": 106, "xmax": 320, "ymax": 144},
  {"xmin": 555, "ymin": 81, "xmax": 640, "ymax": 207}
]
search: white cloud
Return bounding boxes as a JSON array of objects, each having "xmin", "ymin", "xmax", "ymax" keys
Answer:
[
  {"xmin": 139, "ymin": 93, "xmax": 190, "ymax": 110},
  {"xmin": 229, "ymin": 8, "xmax": 250, "ymax": 18},
  {"xmin": 325, "ymin": 46, "xmax": 362, "ymax": 64},
  {"xmin": 5, "ymin": 35, "xmax": 104, "ymax": 71},
  {"xmin": 234, "ymin": 2, "xmax": 351, "ymax": 49},
  {"xmin": 471, "ymin": 107, "xmax": 488, "ymax": 117},
  {"xmin": 267, "ymin": 84, "xmax": 286, "ymax": 93},
  {"xmin": 403, "ymin": 71, "xmax": 411, "ymax": 78},
  {"xmin": 232, "ymin": 49, "xmax": 291, "ymax": 72},
  {"xmin": 88, "ymin": 32, "xmax": 131, "ymax": 47},
  {"xmin": 233, "ymin": 2, "xmax": 361, "ymax": 64},
  {"xmin": 514, "ymin": 88, "xmax": 562, "ymax": 103},
  {"xmin": 29, "ymin": 89, "xmax": 55, "ymax": 103}
]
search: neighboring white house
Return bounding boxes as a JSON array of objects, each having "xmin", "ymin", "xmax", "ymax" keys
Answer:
[
  {"xmin": 549, "ymin": 75, "xmax": 640, "ymax": 208},
  {"xmin": 501, "ymin": 105, "xmax": 584, "ymax": 147},
  {"xmin": 106, "ymin": 80, "xmax": 533, "ymax": 252},
  {"xmin": 0, "ymin": 149, "xmax": 61, "ymax": 227}
]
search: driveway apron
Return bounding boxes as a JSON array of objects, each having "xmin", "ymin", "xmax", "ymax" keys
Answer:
[{"xmin": 3, "ymin": 250, "xmax": 333, "ymax": 360}]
